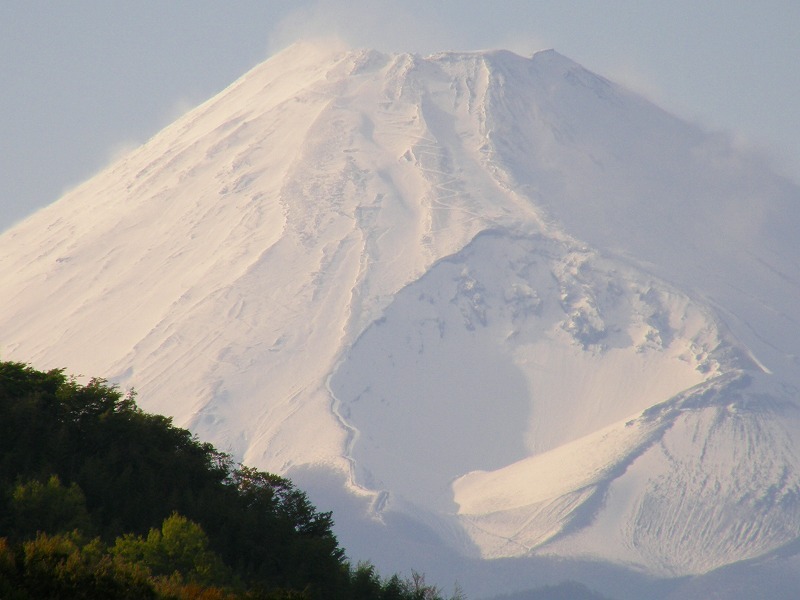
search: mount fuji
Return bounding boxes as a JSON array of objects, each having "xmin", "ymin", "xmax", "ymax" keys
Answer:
[{"xmin": 2, "ymin": 40, "xmax": 800, "ymax": 598}]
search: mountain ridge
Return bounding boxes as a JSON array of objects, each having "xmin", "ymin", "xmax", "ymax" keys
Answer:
[{"xmin": 2, "ymin": 40, "xmax": 800, "ymax": 597}]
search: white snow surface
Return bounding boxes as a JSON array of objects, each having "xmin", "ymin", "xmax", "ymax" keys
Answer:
[{"xmin": 3, "ymin": 41, "xmax": 800, "ymax": 585}]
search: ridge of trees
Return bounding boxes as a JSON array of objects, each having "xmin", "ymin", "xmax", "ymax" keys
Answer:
[{"xmin": 0, "ymin": 361, "xmax": 457, "ymax": 599}]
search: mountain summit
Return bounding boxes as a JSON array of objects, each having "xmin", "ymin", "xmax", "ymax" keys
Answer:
[{"xmin": 3, "ymin": 41, "xmax": 800, "ymax": 597}]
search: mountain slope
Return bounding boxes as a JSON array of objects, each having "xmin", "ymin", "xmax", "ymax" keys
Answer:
[{"xmin": 2, "ymin": 41, "xmax": 800, "ymax": 595}]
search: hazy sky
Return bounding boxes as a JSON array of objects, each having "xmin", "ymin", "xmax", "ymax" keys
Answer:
[{"xmin": 2, "ymin": 1, "xmax": 798, "ymax": 231}]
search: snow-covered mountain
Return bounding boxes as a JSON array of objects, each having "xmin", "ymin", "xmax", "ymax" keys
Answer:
[{"xmin": 3, "ymin": 40, "xmax": 800, "ymax": 598}]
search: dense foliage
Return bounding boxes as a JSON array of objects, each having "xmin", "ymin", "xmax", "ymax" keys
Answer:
[{"xmin": 0, "ymin": 361, "xmax": 455, "ymax": 599}]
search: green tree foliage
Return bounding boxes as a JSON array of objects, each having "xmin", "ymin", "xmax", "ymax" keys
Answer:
[
  {"xmin": 9, "ymin": 475, "xmax": 92, "ymax": 539},
  {"xmin": 0, "ymin": 361, "xmax": 461, "ymax": 599},
  {"xmin": 19, "ymin": 531, "xmax": 155, "ymax": 599},
  {"xmin": 112, "ymin": 512, "xmax": 229, "ymax": 585}
]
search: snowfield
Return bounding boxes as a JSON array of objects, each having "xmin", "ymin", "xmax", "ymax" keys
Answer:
[{"xmin": 2, "ymin": 40, "xmax": 800, "ymax": 598}]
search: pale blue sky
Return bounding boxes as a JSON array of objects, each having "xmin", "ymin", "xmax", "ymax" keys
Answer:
[{"xmin": 2, "ymin": 1, "xmax": 798, "ymax": 231}]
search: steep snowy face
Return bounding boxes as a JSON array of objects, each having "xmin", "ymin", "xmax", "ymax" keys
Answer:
[
  {"xmin": 454, "ymin": 371, "xmax": 800, "ymax": 575},
  {"xmin": 0, "ymin": 42, "xmax": 524, "ymax": 467},
  {"xmin": 479, "ymin": 49, "xmax": 800, "ymax": 385},
  {"xmin": 331, "ymin": 231, "xmax": 726, "ymax": 513},
  {"xmin": 1, "ymin": 41, "xmax": 800, "ymax": 584}
]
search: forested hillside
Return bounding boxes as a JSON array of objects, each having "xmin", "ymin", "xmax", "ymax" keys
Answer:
[{"xmin": 0, "ymin": 361, "xmax": 452, "ymax": 599}]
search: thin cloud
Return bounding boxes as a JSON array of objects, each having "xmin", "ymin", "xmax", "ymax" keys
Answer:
[
  {"xmin": 492, "ymin": 32, "xmax": 552, "ymax": 58},
  {"xmin": 267, "ymin": 0, "xmax": 485, "ymax": 56},
  {"xmin": 106, "ymin": 140, "xmax": 140, "ymax": 165}
]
